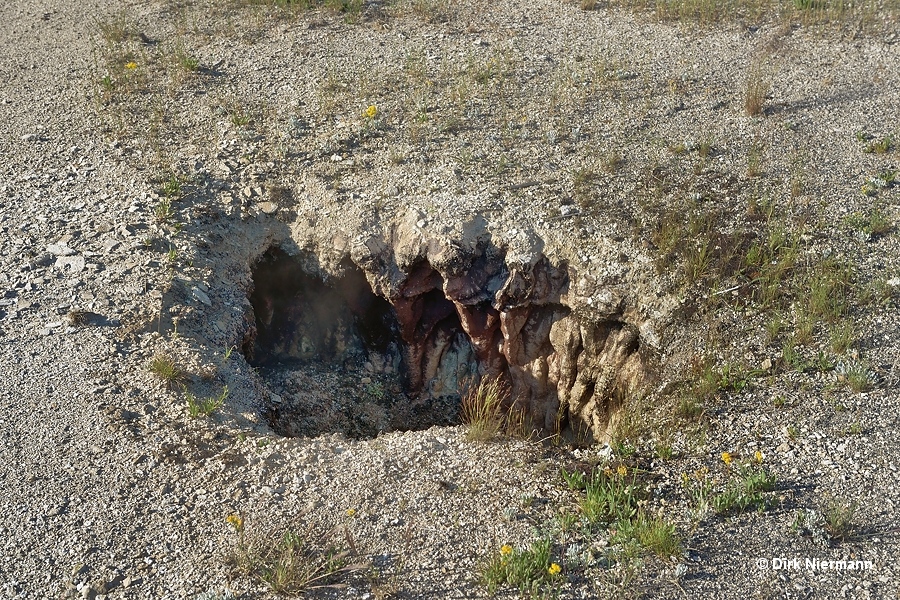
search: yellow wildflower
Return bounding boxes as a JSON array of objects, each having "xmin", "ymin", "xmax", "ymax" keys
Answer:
[
  {"xmin": 548, "ymin": 563, "xmax": 561, "ymax": 576},
  {"xmin": 616, "ymin": 465, "xmax": 627, "ymax": 477},
  {"xmin": 721, "ymin": 452, "xmax": 733, "ymax": 465},
  {"xmin": 754, "ymin": 450, "xmax": 763, "ymax": 463},
  {"xmin": 124, "ymin": 61, "xmax": 137, "ymax": 70},
  {"xmin": 225, "ymin": 514, "xmax": 244, "ymax": 532},
  {"xmin": 603, "ymin": 466, "xmax": 613, "ymax": 476},
  {"xmin": 346, "ymin": 508, "xmax": 357, "ymax": 517},
  {"xmin": 365, "ymin": 104, "xmax": 378, "ymax": 118},
  {"xmin": 500, "ymin": 544, "xmax": 513, "ymax": 556}
]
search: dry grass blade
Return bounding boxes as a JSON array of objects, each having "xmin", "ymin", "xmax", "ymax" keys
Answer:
[
  {"xmin": 744, "ymin": 61, "xmax": 771, "ymax": 117},
  {"xmin": 460, "ymin": 375, "xmax": 508, "ymax": 442},
  {"xmin": 231, "ymin": 521, "xmax": 369, "ymax": 594}
]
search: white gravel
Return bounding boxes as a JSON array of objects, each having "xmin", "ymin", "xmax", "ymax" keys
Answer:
[{"xmin": 1, "ymin": 1, "xmax": 899, "ymax": 599}]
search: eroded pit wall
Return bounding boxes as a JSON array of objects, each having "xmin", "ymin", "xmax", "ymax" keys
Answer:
[{"xmin": 245, "ymin": 212, "xmax": 655, "ymax": 442}]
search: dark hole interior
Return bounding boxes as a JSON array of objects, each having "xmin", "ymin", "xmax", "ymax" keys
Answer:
[{"xmin": 245, "ymin": 247, "xmax": 471, "ymax": 439}]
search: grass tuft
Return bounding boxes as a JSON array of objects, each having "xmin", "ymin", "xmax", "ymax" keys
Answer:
[
  {"xmin": 460, "ymin": 376, "xmax": 532, "ymax": 441},
  {"xmin": 187, "ymin": 386, "xmax": 229, "ymax": 418},
  {"xmin": 229, "ymin": 518, "xmax": 366, "ymax": 594},
  {"xmin": 744, "ymin": 61, "xmax": 770, "ymax": 117},
  {"xmin": 149, "ymin": 354, "xmax": 186, "ymax": 388}
]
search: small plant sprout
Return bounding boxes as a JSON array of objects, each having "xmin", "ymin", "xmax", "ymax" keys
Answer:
[
  {"xmin": 155, "ymin": 198, "xmax": 174, "ymax": 223},
  {"xmin": 161, "ymin": 175, "xmax": 182, "ymax": 199},
  {"xmin": 187, "ymin": 386, "xmax": 229, "ymax": 418},
  {"xmin": 149, "ymin": 354, "xmax": 186, "ymax": 388},
  {"xmin": 175, "ymin": 45, "xmax": 200, "ymax": 72},
  {"xmin": 863, "ymin": 136, "xmax": 893, "ymax": 154}
]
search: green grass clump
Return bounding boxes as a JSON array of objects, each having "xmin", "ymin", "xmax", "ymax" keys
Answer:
[
  {"xmin": 823, "ymin": 499, "xmax": 856, "ymax": 542},
  {"xmin": 479, "ymin": 539, "xmax": 562, "ymax": 596},
  {"xmin": 846, "ymin": 209, "xmax": 892, "ymax": 238},
  {"xmin": 611, "ymin": 512, "xmax": 682, "ymax": 558},
  {"xmin": 579, "ymin": 469, "xmax": 641, "ymax": 524},
  {"xmin": 230, "ymin": 520, "xmax": 365, "ymax": 594},
  {"xmin": 713, "ymin": 465, "xmax": 776, "ymax": 515},
  {"xmin": 149, "ymin": 354, "xmax": 186, "ymax": 388},
  {"xmin": 803, "ymin": 258, "xmax": 853, "ymax": 324},
  {"xmin": 186, "ymin": 386, "xmax": 229, "ymax": 418}
]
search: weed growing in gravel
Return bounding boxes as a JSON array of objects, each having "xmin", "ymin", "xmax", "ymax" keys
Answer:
[
  {"xmin": 803, "ymin": 258, "xmax": 852, "ymax": 324},
  {"xmin": 155, "ymin": 198, "xmax": 174, "ymax": 224},
  {"xmin": 826, "ymin": 325, "xmax": 853, "ymax": 356},
  {"xmin": 712, "ymin": 464, "xmax": 777, "ymax": 515},
  {"xmin": 461, "ymin": 376, "xmax": 531, "ymax": 441},
  {"xmin": 98, "ymin": 14, "xmax": 130, "ymax": 45},
  {"xmin": 570, "ymin": 467, "xmax": 641, "ymax": 524},
  {"xmin": 229, "ymin": 516, "xmax": 366, "ymax": 594},
  {"xmin": 149, "ymin": 354, "xmax": 186, "ymax": 388},
  {"xmin": 676, "ymin": 395, "xmax": 704, "ymax": 421},
  {"xmin": 845, "ymin": 209, "xmax": 892, "ymax": 238},
  {"xmin": 174, "ymin": 45, "xmax": 200, "ymax": 72},
  {"xmin": 682, "ymin": 469, "xmax": 714, "ymax": 517},
  {"xmin": 863, "ymin": 136, "xmax": 893, "ymax": 154},
  {"xmin": 744, "ymin": 61, "xmax": 770, "ymax": 117},
  {"xmin": 160, "ymin": 174, "xmax": 182, "ymax": 199},
  {"xmin": 186, "ymin": 386, "xmax": 229, "ymax": 418},
  {"xmin": 479, "ymin": 539, "xmax": 561, "ymax": 597},
  {"xmin": 823, "ymin": 499, "xmax": 857, "ymax": 542},
  {"xmin": 611, "ymin": 512, "xmax": 681, "ymax": 558},
  {"xmin": 461, "ymin": 376, "xmax": 505, "ymax": 441},
  {"xmin": 840, "ymin": 362, "xmax": 874, "ymax": 393}
]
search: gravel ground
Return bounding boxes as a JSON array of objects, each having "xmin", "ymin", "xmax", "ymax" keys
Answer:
[{"xmin": 1, "ymin": 1, "xmax": 899, "ymax": 599}]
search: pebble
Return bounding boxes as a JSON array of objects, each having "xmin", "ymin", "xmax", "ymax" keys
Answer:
[
  {"xmin": 47, "ymin": 243, "xmax": 75, "ymax": 256},
  {"xmin": 191, "ymin": 286, "xmax": 211, "ymax": 306},
  {"xmin": 54, "ymin": 255, "xmax": 86, "ymax": 274},
  {"xmin": 257, "ymin": 201, "xmax": 278, "ymax": 215}
]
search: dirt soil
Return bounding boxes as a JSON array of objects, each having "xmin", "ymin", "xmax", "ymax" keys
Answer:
[{"xmin": 1, "ymin": 0, "xmax": 899, "ymax": 598}]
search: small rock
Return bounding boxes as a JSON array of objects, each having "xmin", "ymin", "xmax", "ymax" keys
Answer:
[
  {"xmin": 257, "ymin": 201, "xmax": 278, "ymax": 215},
  {"xmin": 191, "ymin": 286, "xmax": 211, "ymax": 306},
  {"xmin": 760, "ymin": 357, "xmax": 772, "ymax": 371},
  {"xmin": 55, "ymin": 255, "xmax": 86, "ymax": 274},
  {"xmin": 47, "ymin": 243, "xmax": 75, "ymax": 256},
  {"xmin": 21, "ymin": 133, "xmax": 38, "ymax": 142}
]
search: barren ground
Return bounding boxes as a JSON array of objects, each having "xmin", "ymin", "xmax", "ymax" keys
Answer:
[{"xmin": 1, "ymin": 1, "xmax": 899, "ymax": 599}]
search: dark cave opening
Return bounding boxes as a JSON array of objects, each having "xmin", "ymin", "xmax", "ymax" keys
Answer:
[
  {"xmin": 243, "ymin": 245, "xmax": 644, "ymax": 443},
  {"xmin": 244, "ymin": 248, "xmax": 475, "ymax": 439}
]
